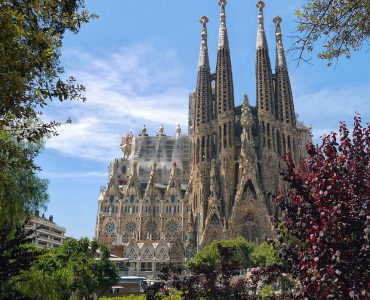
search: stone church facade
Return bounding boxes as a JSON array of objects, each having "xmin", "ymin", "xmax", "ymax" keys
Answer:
[{"xmin": 95, "ymin": 0, "xmax": 312, "ymax": 264}]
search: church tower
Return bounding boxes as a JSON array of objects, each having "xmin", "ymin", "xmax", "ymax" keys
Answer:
[
  {"xmin": 188, "ymin": 16, "xmax": 213, "ymax": 243},
  {"xmin": 254, "ymin": 0, "xmax": 281, "ymax": 198},
  {"xmin": 274, "ymin": 16, "xmax": 298, "ymax": 161},
  {"xmin": 215, "ymin": 0, "xmax": 236, "ymax": 221}
]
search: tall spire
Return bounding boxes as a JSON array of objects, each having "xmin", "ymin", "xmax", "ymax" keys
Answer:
[
  {"xmin": 255, "ymin": 0, "xmax": 275, "ymax": 117},
  {"xmin": 194, "ymin": 16, "xmax": 212, "ymax": 132},
  {"xmin": 216, "ymin": 0, "xmax": 234, "ymax": 116},
  {"xmin": 198, "ymin": 16, "xmax": 210, "ymax": 68},
  {"xmin": 256, "ymin": 0, "xmax": 268, "ymax": 50},
  {"xmin": 193, "ymin": 16, "xmax": 212, "ymax": 164},
  {"xmin": 274, "ymin": 16, "xmax": 296, "ymax": 127},
  {"xmin": 218, "ymin": 0, "xmax": 229, "ymax": 50},
  {"xmin": 216, "ymin": 0, "xmax": 235, "ymax": 222}
]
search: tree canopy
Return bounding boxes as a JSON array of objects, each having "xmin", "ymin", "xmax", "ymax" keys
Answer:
[
  {"xmin": 0, "ymin": 0, "xmax": 95, "ymax": 224},
  {"xmin": 251, "ymin": 242, "xmax": 279, "ymax": 267},
  {"xmin": 0, "ymin": 133, "xmax": 48, "ymax": 225},
  {"xmin": 0, "ymin": 221, "xmax": 43, "ymax": 299},
  {"xmin": 189, "ymin": 238, "xmax": 255, "ymax": 273},
  {"xmin": 15, "ymin": 238, "xmax": 118, "ymax": 300},
  {"xmin": 294, "ymin": 0, "xmax": 370, "ymax": 65},
  {"xmin": 0, "ymin": 0, "xmax": 95, "ymax": 143}
]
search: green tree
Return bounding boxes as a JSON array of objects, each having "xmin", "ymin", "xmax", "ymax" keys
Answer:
[
  {"xmin": 0, "ymin": 0, "xmax": 96, "ymax": 143},
  {"xmin": 0, "ymin": 221, "xmax": 43, "ymax": 300},
  {"xmin": 252, "ymin": 242, "xmax": 279, "ymax": 267},
  {"xmin": 0, "ymin": 0, "xmax": 95, "ymax": 226},
  {"xmin": 16, "ymin": 238, "xmax": 118, "ymax": 300},
  {"xmin": 189, "ymin": 238, "xmax": 254, "ymax": 271},
  {"xmin": 294, "ymin": 0, "xmax": 370, "ymax": 65},
  {"xmin": 188, "ymin": 238, "xmax": 254, "ymax": 299},
  {"xmin": 0, "ymin": 132, "xmax": 49, "ymax": 225}
]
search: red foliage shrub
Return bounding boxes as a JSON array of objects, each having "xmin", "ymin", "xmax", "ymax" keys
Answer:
[{"xmin": 276, "ymin": 115, "xmax": 369, "ymax": 299}]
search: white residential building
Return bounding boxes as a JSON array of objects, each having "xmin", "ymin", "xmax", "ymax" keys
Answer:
[{"xmin": 26, "ymin": 214, "xmax": 66, "ymax": 249}]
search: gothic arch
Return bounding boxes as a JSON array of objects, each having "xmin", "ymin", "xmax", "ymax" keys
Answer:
[
  {"xmin": 210, "ymin": 214, "xmax": 220, "ymax": 226},
  {"xmin": 140, "ymin": 241, "xmax": 155, "ymax": 260},
  {"xmin": 125, "ymin": 243, "xmax": 140, "ymax": 260},
  {"xmin": 241, "ymin": 213, "xmax": 259, "ymax": 243},
  {"xmin": 242, "ymin": 180, "xmax": 256, "ymax": 202},
  {"xmin": 143, "ymin": 219, "xmax": 160, "ymax": 240},
  {"xmin": 155, "ymin": 240, "xmax": 170, "ymax": 261}
]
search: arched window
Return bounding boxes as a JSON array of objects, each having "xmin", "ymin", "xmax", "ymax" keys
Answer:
[
  {"xmin": 210, "ymin": 214, "xmax": 220, "ymax": 226},
  {"xmin": 121, "ymin": 165, "xmax": 127, "ymax": 174}
]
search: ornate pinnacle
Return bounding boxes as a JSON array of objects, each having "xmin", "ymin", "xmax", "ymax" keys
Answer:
[
  {"xmin": 256, "ymin": 0, "xmax": 265, "ymax": 25},
  {"xmin": 218, "ymin": 0, "xmax": 227, "ymax": 22},
  {"xmin": 200, "ymin": 16, "xmax": 208, "ymax": 43},
  {"xmin": 198, "ymin": 16, "xmax": 209, "ymax": 67},
  {"xmin": 256, "ymin": 0, "xmax": 268, "ymax": 49},
  {"xmin": 200, "ymin": 15, "xmax": 209, "ymax": 26},
  {"xmin": 273, "ymin": 16, "xmax": 283, "ymax": 43},
  {"xmin": 256, "ymin": 0, "xmax": 265, "ymax": 10},
  {"xmin": 274, "ymin": 16, "xmax": 287, "ymax": 68},
  {"xmin": 273, "ymin": 15, "xmax": 282, "ymax": 24},
  {"xmin": 217, "ymin": 0, "xmax": 229, "ymax": 49}
]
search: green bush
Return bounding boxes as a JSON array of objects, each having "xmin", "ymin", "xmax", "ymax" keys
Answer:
[
  {"xmin": 258, "ymin": 284, "xmax": 275, "ymax": 298},
  {"xmin": 252, "ymin": 242, "xmax": 279, "ymax": 266}
]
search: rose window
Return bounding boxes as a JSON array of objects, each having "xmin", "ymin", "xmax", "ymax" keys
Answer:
[
  {"xmin": 146, "ymin": 220, "xmax": 158, "ymax": 232},
  {"xmin": 166, "ymin": 220, "xmax": 179, "ymax": 233},
  {"xmin": 104, "ymin": 221, "xmax": 116, "ymax": 234},
  {"xmin": 125, "ymin": 221, "xmax": 136, "ymax": 233},
  {"xmin": 165, "ymin": 220, "xmax": 179, "ymax": 241}
]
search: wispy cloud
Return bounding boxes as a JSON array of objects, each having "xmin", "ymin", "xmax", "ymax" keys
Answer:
[
  {"xmin": 45, "ymin": 43, "xmax": 190, "ymax": 162},
  {"xmin": 41, "ymin": 170, "xmax": 107, "ymax": 179},
  {"xmin": 295, "ymin": 83, "xmax": 370, "ymax": 142}
]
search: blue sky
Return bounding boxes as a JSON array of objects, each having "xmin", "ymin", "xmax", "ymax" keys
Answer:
[{"xmin": 37, "ymin": 0, "xmax": 370, "ymax": 239}]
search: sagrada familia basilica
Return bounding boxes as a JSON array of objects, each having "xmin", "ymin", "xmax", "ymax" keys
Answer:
[{"xmin": 95, "ymin": 0, "xmax": 311, "ymax": 275}]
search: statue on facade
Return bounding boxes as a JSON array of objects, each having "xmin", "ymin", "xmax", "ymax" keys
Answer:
[
  {"xmin": 121, "ymin": 132, "xmax": 133, "ymax": 159},
  {"xmin": 240, "ymin": 95, "xmax": 256, "ymax": 162}
]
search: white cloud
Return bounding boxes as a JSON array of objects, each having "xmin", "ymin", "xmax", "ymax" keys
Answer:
[
  {"xmin": 41, "ymin": 170, "xmax": 107, "ymax": 179},
  {"xmin": 45, "ymin": 43, "xmax": 190, "ymax": 162},
  {"xmin": 295, "ymin": 83, "xmax": 370, "ymax": 143}
]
